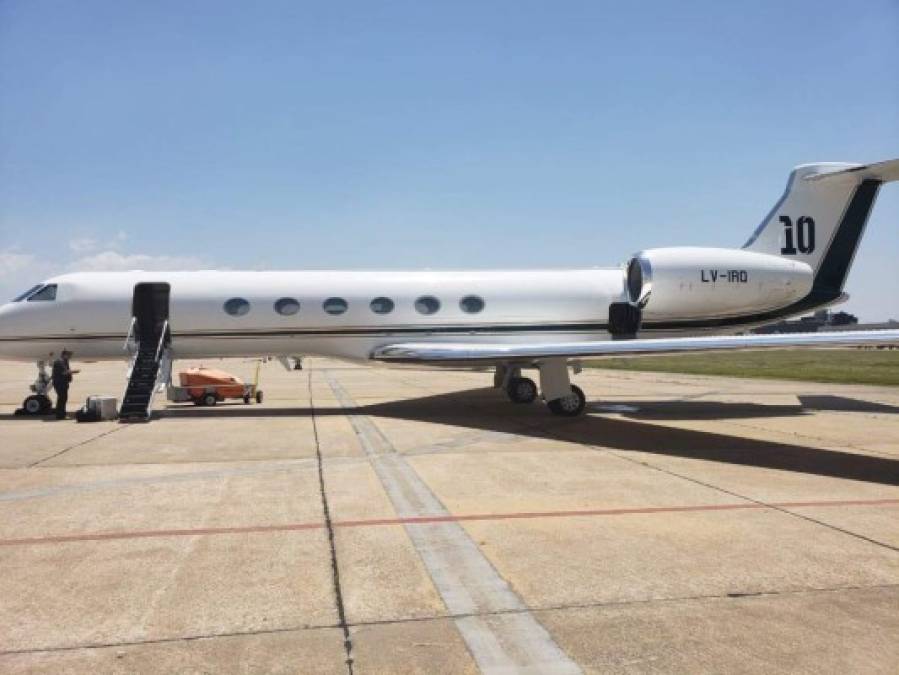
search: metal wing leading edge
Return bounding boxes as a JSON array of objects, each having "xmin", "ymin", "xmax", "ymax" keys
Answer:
[{"xmin": 371, "ymin": 330, "xmax": 899, "ymax": 365}]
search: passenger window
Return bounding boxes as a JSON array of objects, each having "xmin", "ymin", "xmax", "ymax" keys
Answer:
[
  {"xmin": 370, "ymin": 297, "xmax": 395, "ymax": 314},
  {"xmin": 459, "ymin": 295, "xmax": 485, "ymax": 314},
  {"xmin": 274, "ymin": 298, "xmax": 300, "ymax": 316},
  {"xmin": 414, "ymin": 295, "xmax": 440, "ymax": 315},
  {"xmin": 27, "ymin": 284, "xmax": 57, "ymax": 302},
  {"xmin": 223, "ymin": 298, "xmax": 250, "ymax": 316},
  {"xmin": 13, "ymin": 284, "xmax": 43, "ymax": 302},
  {"xmin": 323, "ymin": 297, "xmax": 348, "ymax": 315}
]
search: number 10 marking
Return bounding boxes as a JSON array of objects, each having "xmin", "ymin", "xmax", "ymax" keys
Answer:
[{"xmin": 780, "ymin": 215, "xmax": 815, "ymax": 255}]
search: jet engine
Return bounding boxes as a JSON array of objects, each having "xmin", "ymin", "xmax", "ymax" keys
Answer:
[{"xmin": 623, "ymin": 247, "xmax": 813, "ymax": 322}]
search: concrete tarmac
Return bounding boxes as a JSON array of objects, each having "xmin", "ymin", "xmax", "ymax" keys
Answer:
[{"xmin": 0, "ymin": 357, "xmax": 897, "ymax": 674}]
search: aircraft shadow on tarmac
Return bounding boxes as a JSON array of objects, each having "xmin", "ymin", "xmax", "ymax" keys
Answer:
[
  {"xmin": 589, "ymin": 395, "xmax": 899, "ymax": 420},
  {"xmin": 159, "ymin": 389, "xmax": 899, "ymax": 486}
]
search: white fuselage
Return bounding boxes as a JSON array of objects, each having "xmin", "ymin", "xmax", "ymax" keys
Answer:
[
  {"xmin": 4, "ymin": 157, "xmax": 895, "ymax": 370},
  {"xmin": 0, "ymin": 269, "xmax": 627, "ymax": 362},
  {"xmin": 0, "ymin": 252, "xmax": 815, "ymax": 364}
]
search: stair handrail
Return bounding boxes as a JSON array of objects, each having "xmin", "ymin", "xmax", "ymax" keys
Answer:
[
  {"xmin": 146, "ymin": 348, "xmax": 173, "ymax": 419},
  {"xmin": 125, "ymin": 349, "xmax": 138, "ymax": 380},
  {"xmin": 123, "ymin": 317, "xmax": 137, "ymax": 352},
  {"xmin": 119, "ymin": 319, "xmax": 171, "ymax": 421},
  {"xmin": 154, "ymin": 319, "xmax": 170, "ymax": 364}
]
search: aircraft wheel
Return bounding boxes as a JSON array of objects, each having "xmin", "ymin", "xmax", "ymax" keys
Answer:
[
  {"xmin": 202, "ymin": 393, "xmax": 218, "ymax": 407},
  {"xmin": 506, "ymin": 377, "xmax": 537, "ymax": 404},
  {"xmin": 547, "ymin": 385, "xmax": 586, "ymax": 416},
  {"xmin": 23, "ymin": 394, "xmax": 51, "ymax": 415}
]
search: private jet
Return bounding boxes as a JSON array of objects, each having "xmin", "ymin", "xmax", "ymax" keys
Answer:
[{"xmin": 2, "ymin": 158, "xmax": 898, "ymax": 419}]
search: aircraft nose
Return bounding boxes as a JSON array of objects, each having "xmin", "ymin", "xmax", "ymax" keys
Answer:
[{"xmin": 0, "ymin": 302, "xmax": 22, "ymax": 345}]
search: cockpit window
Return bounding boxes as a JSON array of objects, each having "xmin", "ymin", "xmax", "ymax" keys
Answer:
[
  {"xmin": 27, "ymin": 284, "xmax": 58, "ymax": 302},
  {"xmin": 12, "ymin": 284, "xmax": 43, "ymax": 302}
]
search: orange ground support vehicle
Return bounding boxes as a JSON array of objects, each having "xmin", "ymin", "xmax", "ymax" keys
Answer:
[{"xmin": 167, "ymin": 365, "xmax": 263, "ymax": 406}]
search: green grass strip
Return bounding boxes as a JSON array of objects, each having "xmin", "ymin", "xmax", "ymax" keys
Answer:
[{"xmin": 589, "ymin": 349, "xmax": 899, "ymax": 386}]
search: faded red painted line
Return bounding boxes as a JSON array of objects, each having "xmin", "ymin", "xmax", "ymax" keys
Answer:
[{"xmin": 2, "ymin": 498, "xmax": 898, "ymax": 548}]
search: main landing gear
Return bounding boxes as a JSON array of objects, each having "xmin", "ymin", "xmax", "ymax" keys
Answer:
[
  {"xmin": 506, "ymin": 376, "xmax": 538, "ymax": 404},
  {"xmin": 15, "ymin": 361, "xmax": 54, "ymax": 416},
  {"xmin": 495, "ymin": 361, "xmax": 587, "ymax": 417},
  {"xmin": 546, "ymin": 385, "xmax": 586, "ymax": 416}
]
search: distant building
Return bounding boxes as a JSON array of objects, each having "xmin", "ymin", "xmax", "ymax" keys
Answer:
[
  {"xmin": 752, "ymin": 310, "xmax": 897, "ymax": 334},
  {"xmin": 823, "ymin": 319, "xmax": 899, "ymax": 333}
]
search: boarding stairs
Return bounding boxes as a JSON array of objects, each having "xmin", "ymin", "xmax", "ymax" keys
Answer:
[{"xmin": 119, "ymin": 317, "xmax": 171, "ymax": 421}]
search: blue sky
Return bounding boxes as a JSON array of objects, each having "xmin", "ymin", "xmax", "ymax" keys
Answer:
[{"xmin": 1, "ymin": 1, "xmax": 897, "ymax": 319}]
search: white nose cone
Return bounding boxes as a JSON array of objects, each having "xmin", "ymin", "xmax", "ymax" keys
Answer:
[
  {"xmin": 0, "ymin": 302, "xmax": 19, "ymax": 357},
  {"xmin": 0, "ymin": 300, "xmax": 52, "ymax": 362}
]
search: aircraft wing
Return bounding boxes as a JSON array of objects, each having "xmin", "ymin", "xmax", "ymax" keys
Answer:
[{"xmin": 371, "ymin": 329, "xmax": 899, "ymax": 364}]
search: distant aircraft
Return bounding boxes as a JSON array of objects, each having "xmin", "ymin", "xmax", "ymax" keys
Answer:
[{"xmin": 1, "ymin": 158, "xmax": 898, "ymax": 419}]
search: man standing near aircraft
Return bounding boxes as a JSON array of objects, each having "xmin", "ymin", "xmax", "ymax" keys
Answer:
[{"xmin": 51, "ymin": 349, "xmax": 77, "ymax": 420}]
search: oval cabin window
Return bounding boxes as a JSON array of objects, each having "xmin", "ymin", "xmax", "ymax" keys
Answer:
[
  {"xmin": 414, "ymin": 295, "xmax": 440, "ymax": 315},
  {"xmin": 323, "ymin": 297, "xmax": 348, "ymax": 315},
  {"xmin": 370, "ymin": 297, "xmax": 395, "ymax": 314},
  {"xmin": 223, "ymin": 298, "xmax": 250, "ymax": 316},
  {"xmin": 459, "ymin": 295, "xmax": 485, "ymax": 314},
  {"xmin": 274, "ymin": 298, "xmax": 300, "ymax": 316}
]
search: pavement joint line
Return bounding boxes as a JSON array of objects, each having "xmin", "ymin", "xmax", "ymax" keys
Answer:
[
  {"xmin": 402, "ymin": 417, "xmax": 568, "ymax": 456},
  {"xmin": 582, "ymin": 384, "xmax": 898, "ymax": 460},
  {"xmin": 606, "ymin": 450, "xmax": 899, "ymax": 554},
  {"xmin": 3, "ymin": 497, "xmax": 899, "ymax": 547},
  {"xmin": 538, "ymin": 384, "xmax": 899, "ymax": 554},
  {"xmin": 26, "ymin": 425, "xmax": 128, "ymax": 468},
  {"xmin": 0, "ymin": 457, "xmax": 348, "ymax": 503},
  {"xmin": 324, "ymin": 369, "xmax": 584, "ymax": 675},
  {"xmin": 13, "ymin": 455, "xmax": 364, "ymax": 470},
  {"xmin": 4, "ymin": 581, "xmax": 898, "ymax": 659},
  {"xmin": 134, "ymin": 470, "xmax": 232, "ymax": 641},
  {"xmin": 309, "ymin": 371, "xmax": 355, "ymax": 675},
  {"xmin": 689, "ymin": 416, "xmax": 897, "ymax": 460},
  {"xmin": 593, "ymin": 380, "xmax": 899, "ymax": 552}
]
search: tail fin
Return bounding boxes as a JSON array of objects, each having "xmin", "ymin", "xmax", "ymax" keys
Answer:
[{"xmin": 743, "ymin": 158, "xmax": 898, "ymax": 299}]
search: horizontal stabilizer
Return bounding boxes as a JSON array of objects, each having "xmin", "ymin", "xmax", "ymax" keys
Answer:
[
  {"xmin": 372, "ymin": 330, "xmax": 899, "ymax": 364},
  {"xmin": 803, "ymin": 158, "xmax": 899, "ymax": 183}
]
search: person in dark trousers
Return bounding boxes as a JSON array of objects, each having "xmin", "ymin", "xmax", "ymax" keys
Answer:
[{"xmin": 51, "ymin": 349, "xmax": 78, "ymax": 420}]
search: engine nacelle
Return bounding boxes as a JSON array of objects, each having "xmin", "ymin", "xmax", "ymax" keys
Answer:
[{"xmin": 624, "ymin": 247, "xmax": 813, "ymax": 322}]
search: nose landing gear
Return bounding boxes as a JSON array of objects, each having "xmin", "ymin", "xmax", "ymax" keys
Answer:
[{"xmin": 15, "ymin": 361, "xmax": 54, "ymax": 416}]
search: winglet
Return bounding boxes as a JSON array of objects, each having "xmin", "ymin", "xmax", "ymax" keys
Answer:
[{"xmin": 803, "ymin": 158, "xmax": 899, "ymax": 183}]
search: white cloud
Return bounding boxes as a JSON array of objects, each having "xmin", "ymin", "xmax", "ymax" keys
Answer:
[
  {"xmin": 69, "ymin": 230, "xmax": 129, "ymax": 255},
  {"xmin": 0, "ymin": 247, "xmax": 212, "ymax": 302},
  {"xmin": 68, "ymin": 237, "xmax": 99, "ymax": 254},
  {"xmin": 0, "ymin": 250, "xmax": 38, "ymax": 278},
  {"xmin": 67, "ymin": 250, "xmax": 207, "ymax": 272}
]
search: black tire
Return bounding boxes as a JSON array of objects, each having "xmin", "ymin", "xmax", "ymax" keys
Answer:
[
  {"xmin": 255, "ymin": 390, "xmax": 263, "ymax": 404},
  {"xmin": 243, "ymin": 394, "xmax": 251, "ymax": 404},
  {"xmin": 547, "ymin": 385, "xmax": 586, "ymax": 417},
  {"xmin": 192, "ymin": 397, "xmax": 204, "ymax": 406},
  {"xmin": 23, "ymin": 394, "xmax": 50, "ymax": 415},
  {"xmin": 202, "ymin": 393, "xmax": 218, "ymax": 407},
  {"xmin": 506, "ymin": 377, "xmax": 537, "ymax": 404}
]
